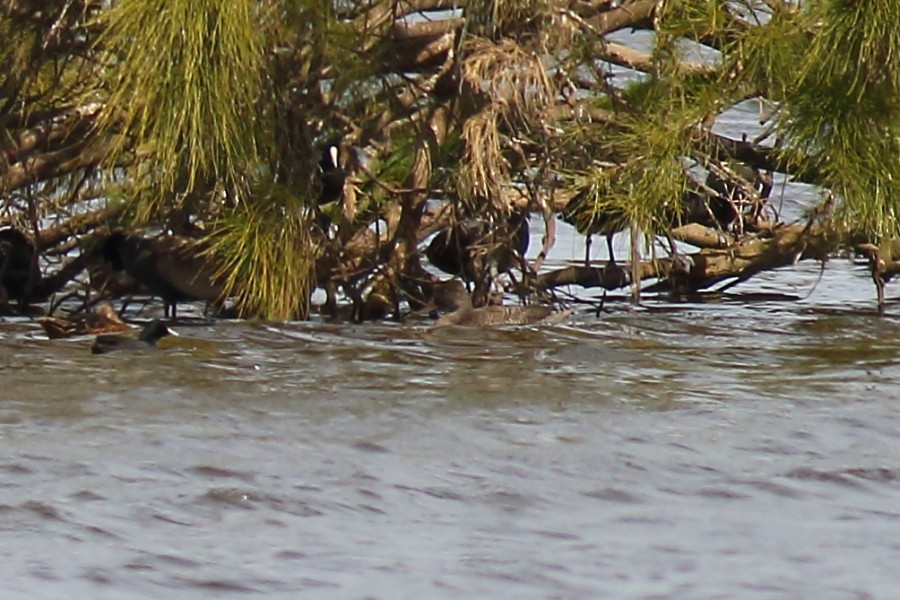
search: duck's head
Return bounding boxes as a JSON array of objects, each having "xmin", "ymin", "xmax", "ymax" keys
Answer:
[
  {"xmin": 424, "ymin": 279, "xmax": 472, "ymax": 318},
  {"xmin": 94, "ymin": 301, "xmax": 124, "ymax": 323}
]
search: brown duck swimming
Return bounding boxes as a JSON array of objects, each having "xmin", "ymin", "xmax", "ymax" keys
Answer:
[
  {"xmin": 427, "ymin": 279, "xmax": 569, "ymax": 328},
  {"xmin": 39, "ymin": 302, "xmax": 130, "ymax": 339}
]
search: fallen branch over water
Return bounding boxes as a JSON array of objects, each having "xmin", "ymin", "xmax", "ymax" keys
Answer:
[{"xmin": 537, "ymin": 221, "xmax": 837, "ymax": 294}]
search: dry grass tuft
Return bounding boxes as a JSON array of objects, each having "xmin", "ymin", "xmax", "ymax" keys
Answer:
[{"xmin": 458, "ymin": 37, "xmax": 556, "ymax": 211}]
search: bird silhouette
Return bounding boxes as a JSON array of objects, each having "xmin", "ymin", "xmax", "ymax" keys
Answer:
[
  {"xmin": 102, "ymin": 232, "xmax": 226, "ymax": 319},
  {"xmin": 0, "ymin": 227, "xmax": 41, "ymax": 305},
  {"xmin": 561, "ymin": 189, "xmax": 628, "ymax": 268},
  {"xmin": 425, "ymin": 210, "xmax": 529, "ymax": 303}
]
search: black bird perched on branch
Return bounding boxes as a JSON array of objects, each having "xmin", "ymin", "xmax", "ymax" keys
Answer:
[
  {"xmin": 91, "ymin": 319, "xmax": 177, "ymax": 354},
  {"xmin": 313, "ymin": 143, "xmax": 346, "ymax": 232},
  {"xmin": 561, "ymin": 189, "xmax": 627, "ymax": 268},
  {"xmin": 426, "ymin": 210, "xmax": 530, "ymax": 282},
  {"xmin": 102, "ymin": 232, "xmax": 226, "ymax": 319},
  {"xmin": 564, "ymin": 161, "xmax": 775, "ymax": 269},
  {"xmin": 699, "ymin": 162, "xmax": 774, "ymax": 230},
  {"xmin": 317, "ymin": 144, "xmax": 345, "ymax": 206}
]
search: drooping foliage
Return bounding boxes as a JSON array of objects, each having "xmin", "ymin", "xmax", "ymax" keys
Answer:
[
  {"xmin": 100, "ymin": 0, "xmax": 267, "ymax": 210},
  {"xmin": 779, "ymin": 0, "xmax": 900, "ymax": 237},
  {"xmin": 3, "ymin": 0, "xmax": 900, "ymax": 318},
  {"xmin": 206, "ymin": 182, "xmax": 316, "ymax": 320},
  {"xmin": 94, "ymin": 0, "xmax": 331, "ymax": 318}
]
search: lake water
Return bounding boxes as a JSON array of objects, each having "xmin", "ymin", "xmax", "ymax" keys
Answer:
[
  {"xmin": 3, "ymin": 63, "xmax": 900, "ymax": 600},
  {"xmin": 3, "ymin": 237, "xmax": 900, "ymax": 599}
]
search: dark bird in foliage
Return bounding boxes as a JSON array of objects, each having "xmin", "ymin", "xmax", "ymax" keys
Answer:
[
  {"xmin": 426, "ymin": 279, "xmax": 568, "ymax": 327},
  {"xmin": 426, "ymin": 210, "xmax": 530, "ymax": 282},
  {"xmin": 564, "ymin": 162, "xmax": 774, "ymax": 268},
  {"xmin": 102, "ymin": 232, "xmax": 226, "ymax": 319},
  {"xmin": 317, "ymin": 144, "xmax": 345, "ymax": 206},
  {"xmin": 561, "ymin": 190, "xmax": 627, "ymax": 268},
  {"xmin": 39, "ymin": 301, "xmax": 129, "ymax": 339},
  {"xmin": 707, "ymin": 162, "xmax": 773, "ymax": 203},
  {"xmin": 314, "ymin": 143, "xmax": 346, "ymax": 232},
  {"xmin": 91, "ymin": 319, "xmax": 177, "ymax": 354},
  {"xmin": 696, "ymin": 162, "xmax": 774, "ymax": 230},
  {"xmin": 0, "ymin": 227, "xmax": 41, "ymax": 305}
]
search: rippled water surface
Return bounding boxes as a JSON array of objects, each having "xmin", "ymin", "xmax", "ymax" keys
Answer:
[
  {"xmin": 0, "ymin": 96, "xmax": 896, "ymax": 598},
  {"xmin": 4, "ymin": 255, "xmax": 900, "ymax": 599}
]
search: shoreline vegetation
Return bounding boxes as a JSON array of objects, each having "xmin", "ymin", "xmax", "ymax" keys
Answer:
[{"xmin": 2, "ymin": 1, "xmax": 899, "ymax": 322}]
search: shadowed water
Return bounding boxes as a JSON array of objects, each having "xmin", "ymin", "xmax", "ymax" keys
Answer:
[{"xmin": 3, "ymin": 254, "xmax": 900, "ymax": 599}]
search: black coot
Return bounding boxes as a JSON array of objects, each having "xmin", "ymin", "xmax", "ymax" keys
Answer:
[
  {"xmin": 426, "ymin": 211, "xmax": 529, "ymax": 280},
  {"xmin": 91, "ymin": 319, "xmax": 177, "ymax": 354},
  {"xmin": 317, "ymin": 144, "xmax": 345, "ymax": 206}
]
